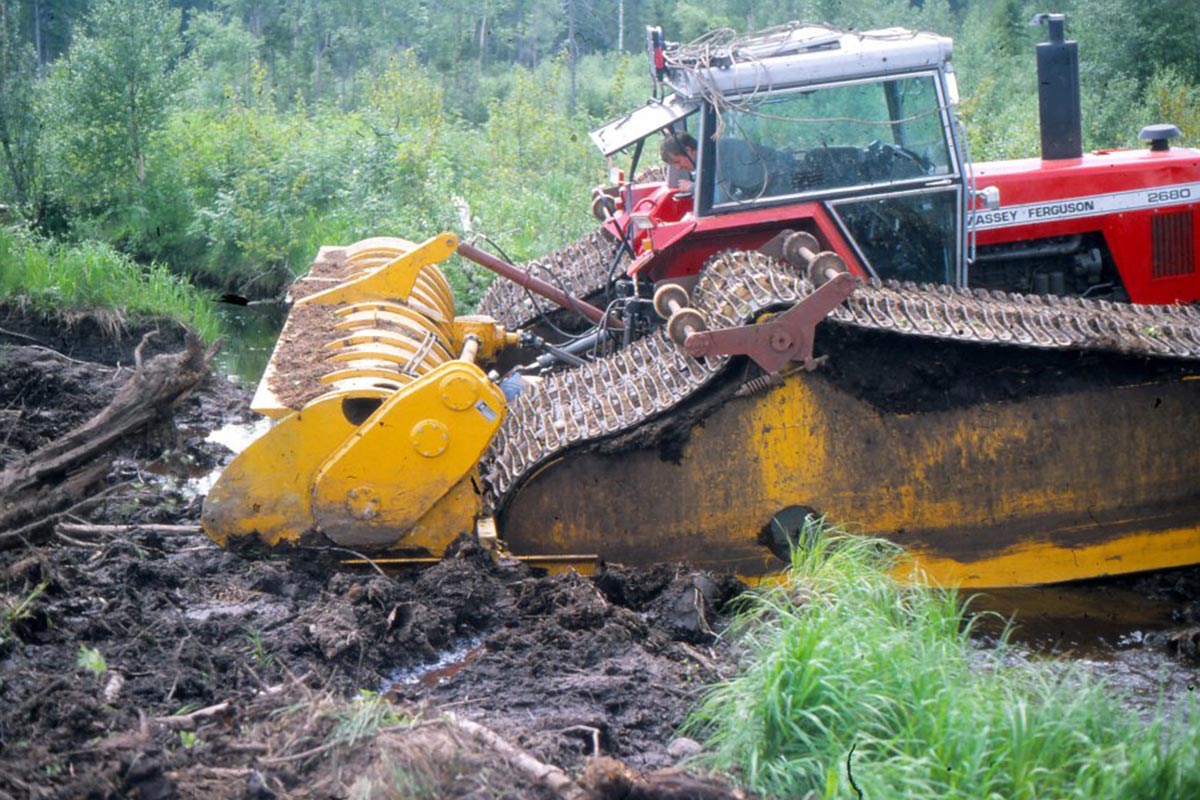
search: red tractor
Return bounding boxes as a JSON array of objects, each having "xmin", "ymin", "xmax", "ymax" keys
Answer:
[
  {"xmin": 575, "ymin": 14, "xmax": 1198, "ymax": 309},
  {"xmin": 206, "ymin": 15, "xmax": 1200, "ymax": 588}
]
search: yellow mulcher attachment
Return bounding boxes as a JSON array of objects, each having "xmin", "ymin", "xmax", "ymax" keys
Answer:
[{"xmin": 202, "ymin": 233, "xmax": 516, "ymax": 561}]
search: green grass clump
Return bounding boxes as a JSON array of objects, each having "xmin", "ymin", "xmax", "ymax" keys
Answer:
[
  {"xmin": 685, "ymin": 528, "xmax": 1200, "ymax": 799},
  {"xmin": 0, "ymin": 228, "xmax": 219, "ymax": 342}
]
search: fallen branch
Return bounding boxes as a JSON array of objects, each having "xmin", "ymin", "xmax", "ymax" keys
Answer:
[
  {"xmin": 152, "ymin": 701, "xmax": 231, "ymax": 731},
  {"xmin": 0, "ymin": 477, "xmax": 130, "ymax": 551},
  {"xmin": 560, "ymin": 725, "xmax": 602, "ymax": 757},
  {"xmin": 56, "ymin": 522, "xmax": 203, "ymax": 537},
  {"xmin": 444, "ymin": 712, "xmax": 584, "ymax": 800},
  {"xmin": 0, "ymin": 326, "xmax": 45, "ymax": 344},
  {"xmin": 581, "ymin": 756, "xmax": 748, "ymax": 800},
  {"xmin": 165, "ymin": 767, "xmax": 254, "ymax": 779},
  {"xmin": 678, "ymin": 642, "xmax": 719, "ymax": 673},
  {"xmin": 259, "ymin": 738, "xmax": 340, "ymax": 766}
]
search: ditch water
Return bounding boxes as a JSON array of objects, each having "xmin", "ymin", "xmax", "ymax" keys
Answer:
[
  {"xmin": 970, "ymin": 583, "xmax": 1199, "ymax": 720},
  {"xmin": 211, "ymin": 300, "xmax": 287, "ymax": 386},
  {"xmin": 203, "ymin": 300, "xmax": 1200, "ymax": 712}
]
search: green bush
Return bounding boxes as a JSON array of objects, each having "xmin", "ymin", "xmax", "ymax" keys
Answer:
[{"xmin": 685, "ymin": 528, "xmax": 1200, "ymax": 800}]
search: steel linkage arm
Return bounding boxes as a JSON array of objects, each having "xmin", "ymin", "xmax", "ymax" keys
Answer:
[
  {"xmin": 683, "ymin": 272, "xmax": 857, "ymax": 372},
  {"xmin": 457, "ymin": 241, "xmax": 623, "ymax": 330}
]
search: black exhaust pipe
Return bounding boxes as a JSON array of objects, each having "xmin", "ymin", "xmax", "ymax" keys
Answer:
[{"xmin": 1032, "ymin": 13, "xmax": 1082, "ymax": 160}]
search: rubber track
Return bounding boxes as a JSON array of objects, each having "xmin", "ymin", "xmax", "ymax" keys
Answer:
[{"xmin": 481, "ymin": 249, "xmax": 1200, "ymax": 512}]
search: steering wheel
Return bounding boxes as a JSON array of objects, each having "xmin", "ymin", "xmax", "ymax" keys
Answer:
[{"xmin": 864, "ymin": 140, "xmax": 933, "ymax": 180}]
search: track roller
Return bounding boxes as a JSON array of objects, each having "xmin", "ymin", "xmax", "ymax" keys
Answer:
[{"xmin": 654, "ymin": 283, "xmax": 708, "ymax": 346}]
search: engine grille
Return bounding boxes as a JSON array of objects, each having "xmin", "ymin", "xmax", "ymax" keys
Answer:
[{"xmin": 1152, "ymin": 210, "xmax": 1195, "ymax": 278}]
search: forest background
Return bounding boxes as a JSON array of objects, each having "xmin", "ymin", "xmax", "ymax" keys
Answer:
[{"xmin": 1, "ymin": 0, "xmax": 1198, "ymax": 315}]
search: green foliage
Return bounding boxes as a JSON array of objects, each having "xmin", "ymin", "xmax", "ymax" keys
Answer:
[
  {"xmin": 0, "ymin": 580, "xmax": 48, "ymax": 644},
  {"xmin": 38, "ymin": 0, "xmax": 189, "ymax": 235},
  {"xmin": 3, "ymin": 0, "xmax": 1197, "ymax": 321},
  {"xmin": 76, "ymin": 645, "xmax": 107, "ymax": 675},
  {"xmin": 1140, "ymin": 67, "xmax": 1200, "ymax": 146},
  {"xmin": 184, "ymin": 8, "xmax": 265, "ymax": 109},
  {"xmin": 484, "ymin": 58, "xmax": 597, "ymax": 175},
  {"xmin": 163, "ymin": 101, "xmax": 363, "ymax": 289},
  {"xmin": 327, "ymin": 691, "xmax": 412, "ymax": 748},
  {"xmin": 0, "ymin": 227, "xmax": 220, "ymax": 340},
  {"xmin": 246, "ymin": 627, "xmax": 274, "ymax": 668},
  {"xmin": 685, "ymin": 527, "xmax": 1200, "ymax": 800},
  {"xmin": 0, "ymin": 0, "xmax": 39, "ymax": 206}
]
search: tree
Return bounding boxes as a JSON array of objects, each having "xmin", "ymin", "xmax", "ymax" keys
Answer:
[
  {"xmin": 0, "ymin": 0, "xmax": 39, "ymax": 205},
  {"xmin": 40, "ymin": 0, "xmax": 188, "ymax": 218}
]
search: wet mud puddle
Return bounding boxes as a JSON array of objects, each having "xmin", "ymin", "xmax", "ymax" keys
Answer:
[
  {"xmin": 970, "ymin": 583, "xmax": 1200, "ymax": 719},
  {"xmin": 183, "ymin": 416, "xmax": 273, "ymax": 495},
  {"xmin": 380, "ymin": 637, "xmax": 485, "ymax": 693}
]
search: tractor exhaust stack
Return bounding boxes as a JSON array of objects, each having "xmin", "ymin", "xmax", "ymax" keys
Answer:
[{"xmin": 1033, "ymin": 12, "xmax": 1082, "ymax": 160}]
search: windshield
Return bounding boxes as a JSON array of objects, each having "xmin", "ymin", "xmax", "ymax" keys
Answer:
[{"xmin": 704, "ymin": 74, "xmax": 953, "ymax": 206}]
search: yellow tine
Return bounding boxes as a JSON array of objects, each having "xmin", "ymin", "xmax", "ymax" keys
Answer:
[
  {"xmin": 319, "ymin": 376, "xmax": 412, "ymax": 395},
  {"xmin": 344, "ymin": 237, "xmax": 417, "ymax": 259},
  {"xmin": 413, "ymin": 266, "xmax": 456, "ymax": 315},
  {"xmin": 335, "ymin": 301, "xmax": 454, "ymax": 341},
  {"xmin": 299, "ymin": 233, "xmax": 458, "ymax": 308},
  {"xmin": 325, "ymin": 329, "xmax": 455, "ymax": 363},
  {"xmin": 318, "ymin": 367, "xmax": 418, "ymax": 386},
  {"xmin": 323, "ymin": 343, "xmax": 446, "ymax": 371},
  {"xmin": 334, "ymin": 309, "xmax": 446, "ymax": 341}
]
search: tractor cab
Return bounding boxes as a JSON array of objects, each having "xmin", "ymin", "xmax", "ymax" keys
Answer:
[{"xmin": 592, "ymin": 24, "xmax": 970, "ymax": 286}]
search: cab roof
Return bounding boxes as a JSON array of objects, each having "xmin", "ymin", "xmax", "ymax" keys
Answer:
[{"xmin": 664, "ymin": 24, "xmax": 954, "ymax": 99}]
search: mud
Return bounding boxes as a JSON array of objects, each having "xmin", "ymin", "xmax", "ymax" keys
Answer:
[
  {"xmin": 0, "ymin": 318, "xmax": 745, "ymax": 799},
  {"xmin": 817, "ymin": 323, "xmax": 1198, "ymax": 414}
]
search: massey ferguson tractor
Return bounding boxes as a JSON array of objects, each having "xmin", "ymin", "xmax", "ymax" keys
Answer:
[{"xmin": 202, "ymin": 15, "xmax": 1200, "ymax": 588}]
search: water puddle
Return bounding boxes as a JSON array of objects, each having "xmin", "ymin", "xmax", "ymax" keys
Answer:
[
  {"xmin": 187, "ymin": 416, "xmax": 274, "ymax": 496},
  {"xmin": 380, "ymin": 637, "xmax": 484, "ymax": 693},
  {"xmin": 203, "ymin": 416, "xmax": 273, "ymax": 455},
  {"xmin": 212, "ymin": 301, "xmax": 287, "ymax": 387},
  {"xmin": 968, "ymin": 584, "xmax": 1200, "ymax": 719}
]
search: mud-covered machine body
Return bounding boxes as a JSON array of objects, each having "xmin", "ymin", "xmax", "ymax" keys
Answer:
[{"xmin": 204, "ymin": 16, "xmax": 1200, "ymax": 588}]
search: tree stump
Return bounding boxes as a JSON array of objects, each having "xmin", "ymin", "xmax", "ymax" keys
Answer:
[{"xmin": 0, "ymin": 334, "xmax": 216, "ymax": 547}]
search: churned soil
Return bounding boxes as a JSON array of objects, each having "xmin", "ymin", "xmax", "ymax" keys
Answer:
[
  {"xmin": 0, "ymin": 320, "xmax": 746, "ymax": 800},
  {"xmin": 4, "ymin": 312, "xmax": 1199, "ymax": 800}
]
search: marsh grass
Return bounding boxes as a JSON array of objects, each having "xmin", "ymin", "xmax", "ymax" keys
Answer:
[
  {"xmin": 0, "ymin": 228, "xmax": 219, "ymax": 341},
  {"xmin": 327, "ymin": 691, "xmax": 412, "ymax": 749},
  {"xmin": 685, "ymin": 528, "xmax": 1200, "ymax": 799}
]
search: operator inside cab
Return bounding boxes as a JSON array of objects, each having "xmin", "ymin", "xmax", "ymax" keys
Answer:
[
  {"xmin": 660, "ymin": 132, "xmax": 697, "ymax": 193},
  {"xmin": 661, "ymin": 131, "xmax": 797, "ymax": 204}
]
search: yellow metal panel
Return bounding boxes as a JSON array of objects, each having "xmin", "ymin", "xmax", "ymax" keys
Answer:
[
  {"xmin": 311, "ymin": 360, "xmax": 506, "ymax": 548},
  {"xmin": 499, "ymin": 372, "xmax": 1200, "ymax": 587},
  {"xmin": 201, "ymin": 389, "xmax": 386, "ymax": 547},
  {"xmin": 385, "ymin": 474, "xmax": 483, "ymax": 556}
]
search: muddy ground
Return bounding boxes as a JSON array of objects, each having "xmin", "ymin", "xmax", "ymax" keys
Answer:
[
  {"xmin": 2, "ymin": 316, "xmax": 1199, "ymax": 800},
  {"xmin": 0, "ymin": 319, "xmax": 747, "ymax": 799}
]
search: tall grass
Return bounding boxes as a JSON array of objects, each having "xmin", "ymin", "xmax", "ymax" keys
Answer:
[
  {"xmin": 0, "ymin": 228, "xmax": 219, "ymax": 341},
  {"xmin": 685, "ymin": 528, "xmax": 1200, "ymax": 799}
]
